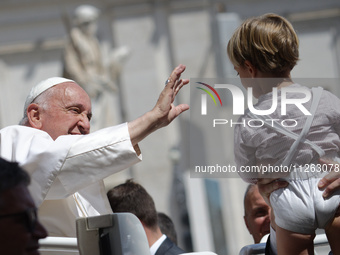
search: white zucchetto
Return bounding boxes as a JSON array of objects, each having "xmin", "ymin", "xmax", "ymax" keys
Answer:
[{"xmin": 23, "ymin": 77, "xmax": 74, "ymax": 116}]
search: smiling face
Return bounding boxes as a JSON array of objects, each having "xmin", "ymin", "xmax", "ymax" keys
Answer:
[
  {"xmin": 0, "ymin": 184, "xmax": 47, "ymax": 255},
  {"xmin": 244, "ymin": 185, "xmax": 271, "ymax": 243},
  {"xmin": 28, "ymin": 82, "xmax": 92, "ymax": 140}
]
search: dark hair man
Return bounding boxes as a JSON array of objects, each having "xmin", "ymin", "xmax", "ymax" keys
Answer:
[
  {"xmin": 0, "ymin": 158, "xmax": 48, "ymax": 255},
  {"xmin": 107, "ymin": 180, "xmax": 185, "ymax": 255}
]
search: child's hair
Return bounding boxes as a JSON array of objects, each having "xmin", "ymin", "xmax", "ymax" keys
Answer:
[{"xmin": 227, "ymin": 13, "xmax": 299, "ymax": 76}]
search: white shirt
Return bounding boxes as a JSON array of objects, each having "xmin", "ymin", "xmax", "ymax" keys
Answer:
[
  {"xmin": 234, "ymin": 84, "xmax": 340, "ymax": 181},
  {"xmin": 150, "ymin": 234, "xmax": 167, "ymax": 255},
  {"xmin": 0, "ymin": 123, "xmax": 142, "ymax": 237}
]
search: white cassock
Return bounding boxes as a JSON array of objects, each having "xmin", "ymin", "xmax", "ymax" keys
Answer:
[{"xmin": 0, "ymin": 123, "xmax": 142, "ymax": 238}]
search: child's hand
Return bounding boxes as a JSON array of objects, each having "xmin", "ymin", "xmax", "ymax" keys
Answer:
[{"xmin": 257, "ymin": 178, "xmax": 288, "ymax": 206}]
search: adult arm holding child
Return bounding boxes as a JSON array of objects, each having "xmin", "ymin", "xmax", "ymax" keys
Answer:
[{"xmin": 258, "ymin": 158, "xmax": 340, "ymax": 203}]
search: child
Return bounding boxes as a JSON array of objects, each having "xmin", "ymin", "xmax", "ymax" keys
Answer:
[{"xmin": 227, "ymin": 13, "xmax": 340, "ymax": 254}]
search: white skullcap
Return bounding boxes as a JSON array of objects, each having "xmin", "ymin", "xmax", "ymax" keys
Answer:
[
  {"xmin": 23, "ymin": 77, "xmax": 75, "ymax": 116},
  {"xmin": 74, "ymin": 5, "xmax": 100, "ymax": 25}
]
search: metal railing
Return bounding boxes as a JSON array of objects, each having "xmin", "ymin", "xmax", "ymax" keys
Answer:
[
  {"xmin": 239, "ymin": 234, "xmax": 329, "ymax": 255},
  {"xmin": 39, "ymin": 237, "xmax": 78, "ymax": 253}
]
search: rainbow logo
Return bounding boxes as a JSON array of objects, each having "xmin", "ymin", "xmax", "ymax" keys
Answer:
[{"xmin": 196, "ymin": 82, "xmax": 222, "ymax": 106}]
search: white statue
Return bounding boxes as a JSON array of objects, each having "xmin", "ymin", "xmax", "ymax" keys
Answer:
[{"xmin": 62, "ymin": 5, "xmax": 130, "ymax": 130}]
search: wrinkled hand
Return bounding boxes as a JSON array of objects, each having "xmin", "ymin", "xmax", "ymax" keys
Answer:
[
  {"xmin": 257, "ymin": 178, "xmax": 288, "ymax": 206},
  {"xmin": 128, "ymin": 64, "xmax": 189, "ymax": 146},
  {"xmin": 152, "ymin": 64, "xmax": 189, "ymax": 129},
  {"xmin": 318, "ymin": 158, "xmax": 340, "ymax": 199}
]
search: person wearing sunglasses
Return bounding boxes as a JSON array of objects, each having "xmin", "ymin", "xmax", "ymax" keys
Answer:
[{"xmin": 0, "ymin": 158, "xmax": 48, "ymax": 255}]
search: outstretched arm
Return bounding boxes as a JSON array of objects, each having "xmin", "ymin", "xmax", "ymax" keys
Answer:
[{"xmin": 128, "ymin": 64, "xmax": 189, "ymax": 146}]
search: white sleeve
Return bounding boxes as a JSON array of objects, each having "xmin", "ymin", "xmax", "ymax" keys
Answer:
[
  {"xmin": 0, "ymin": 124, "xmax": 142, "ymax": 205},
  {"xmin": 46, "ymin": 123, "xmax": 142, "ymax": 199},
  {"xmin": 234, "ymin": 124, "xmax": 256, "ymax": 167}
]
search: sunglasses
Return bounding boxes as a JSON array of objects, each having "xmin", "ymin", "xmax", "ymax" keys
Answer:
[{"xmin": 0, "ymin": 208, "xmax": 38, "ymax": 233}]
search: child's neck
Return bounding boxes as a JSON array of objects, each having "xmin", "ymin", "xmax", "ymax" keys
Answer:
[
  {"xmin": 277, "ymin": 78, "xmax": 294, "ymax": 89},
  {"xmin": 256, "ymin": 72, "xmax": 293, "ymax": 96}
]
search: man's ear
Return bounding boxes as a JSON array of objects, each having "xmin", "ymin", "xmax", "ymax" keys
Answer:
[
  {"xmin": 244, "ymin": 60, "xmax": 257, "ymax": 78},
  {"xmin": 27, "ymin": 103, "xmax": 43, "ymax": 129},
  {"xmin": 244, "ymin": 215, "xmax": 251, "ymax": 234}
]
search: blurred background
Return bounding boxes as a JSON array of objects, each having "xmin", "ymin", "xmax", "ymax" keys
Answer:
[{"xmin": 0, "ymin": 0, "xmax": 339, "ymax": 254}]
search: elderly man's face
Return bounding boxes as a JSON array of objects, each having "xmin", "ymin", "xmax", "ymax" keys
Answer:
[
  {"xmin": 0, "ymin": 184, "xmax": 48, "ymax": 255},
  {"xmin": 244, "ymin": 185, "xmax": 271, "ymax": 243},
  {"xmin": 39, "ymin": 82, "xmax": 92, "ymax": 140}
]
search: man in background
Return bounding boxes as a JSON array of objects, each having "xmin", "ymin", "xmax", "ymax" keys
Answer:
[
  {"xmin": 0, "ymin": 158, "xmax": 48, "ymax": 255},
  {"xmin": 158, "ymin": 212, "xmax": 178, "ymax": 245},
  {"xmin": 107, "ymin": 179, "xmax": 185, "ymax": 255},
  {"xmin": 243, "ymin": 184, "xmax": 271, "ymax": 244}
]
